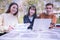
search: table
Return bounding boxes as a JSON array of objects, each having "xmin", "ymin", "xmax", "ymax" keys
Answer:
[{"xmin": 0, "ymin": 24, "xmax": 60, "ymax": 40}]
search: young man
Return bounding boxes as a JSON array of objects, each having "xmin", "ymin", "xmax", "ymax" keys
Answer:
[{"xmin": 38, "ymin": 3, "xmax": 57, "ymax": 29}]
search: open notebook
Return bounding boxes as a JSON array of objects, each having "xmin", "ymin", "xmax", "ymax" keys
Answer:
[{"xmin": 33, "ymin": 19, "xmax": 51, "ymax": 31}]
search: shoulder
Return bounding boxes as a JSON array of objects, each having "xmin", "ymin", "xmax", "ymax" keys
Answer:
[
  {"xmin": 40, "ymin": 12, "xmax": 45, "ymax": 15},
  {"xmin": 51, "ymin": 13, "xmax": 56, "ymax": 16},
  {"xmin": 0, "ymin": 13, "xmax": 6, "ymax": 17},
  {"xmin": 50, "ymin": 13, "xmax": 56, "ymax": 18},
  {"xmin": 1, "ymin": 13, "xmax": 8, "ymax": 16},
  {"xmin": 24, "ymin": 15, "xmax": 28, "ymax": 18},
  {"xmin": 0, "ymin": 13, "xmax": 6, "ymax": 20},
  {"xmin": 39, "ymin": 12, "xmax": 45, "ymax": 17}
]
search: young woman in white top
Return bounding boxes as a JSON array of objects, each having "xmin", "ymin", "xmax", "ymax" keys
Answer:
[{"xmin": 0, "ymin": 2, "xmax": 18, "ymax": 36}]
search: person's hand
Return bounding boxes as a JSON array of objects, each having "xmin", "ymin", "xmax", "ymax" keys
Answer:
[
  {"xmin": 8, "ymin": 25, "xmax": 14, "ymax": 31},
  {"xmin": 49, "ymin": 23, "xmax": 55, "ymax": 29}
]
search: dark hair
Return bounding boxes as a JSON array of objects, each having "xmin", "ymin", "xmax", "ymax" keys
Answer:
[
  {"xmin": 46, "ymin": 3, "xmax": 53, "ymax": 7},
  {"xmin": 27, "ymin": 5, "xmax": 37, "ymax": 18},
  {"xmin": 6, "ymin": 2, "xmax": 18, "ymax": 16}
]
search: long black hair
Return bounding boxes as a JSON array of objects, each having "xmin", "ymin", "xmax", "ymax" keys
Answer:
[
  {"xmin": 6, "ymin": 2, "xmax": 18, "ymax": 16},
  {"xmin": 27, "ymin": 5, "xmax": 37, "ymax": 18}
]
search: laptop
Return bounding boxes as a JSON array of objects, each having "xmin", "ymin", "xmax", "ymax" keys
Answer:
[{"xmin": 33, "ymin": 19, "xmax": 51, "ymax": 31}]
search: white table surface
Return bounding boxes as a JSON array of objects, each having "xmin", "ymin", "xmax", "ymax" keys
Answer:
[{"xmin": 0, "ymin": 24, "xmax": 60, "ymax": 40}]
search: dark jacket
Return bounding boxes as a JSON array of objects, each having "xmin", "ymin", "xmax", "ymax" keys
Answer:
[{"xmin": 23, "ymin": 15, "xmax": 36, "ymax": 30}]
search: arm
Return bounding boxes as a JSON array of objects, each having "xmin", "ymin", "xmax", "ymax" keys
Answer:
[
  {"xmin": 23, "ymin": 15, "xmax": 29, "ymax": 23},
  {"xmin": 49, "ymin": 15, "xmax": 57, "ymax": 29}
]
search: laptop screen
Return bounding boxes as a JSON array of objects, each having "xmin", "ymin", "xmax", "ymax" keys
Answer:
[{"xmin": 33, "ymin": 19, "xmax": 51, "ymax": 31}]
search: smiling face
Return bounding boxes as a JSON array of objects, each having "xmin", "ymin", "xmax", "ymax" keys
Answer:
[
  {"xmin": 29, "ymin": 7, "xmax": 35, "ymax": 16},
  {"xmin": 45, "ymin": 5, "xmax": 53, "ymax": 13},
  {"xmin": 10, "ymin": 4, "xmax": 18, "ymax": 15},
  {"xmin": 45, "ymin": 3, "xmax": 54, "ymax": 15}
]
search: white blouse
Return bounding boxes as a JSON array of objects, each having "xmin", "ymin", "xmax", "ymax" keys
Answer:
[{"xmin": 0, "ymin": 13, "xmax": 18, "ymax": 33}]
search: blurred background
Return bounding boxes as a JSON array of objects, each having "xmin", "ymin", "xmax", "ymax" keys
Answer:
[{"xmin": 0, "ymin": 0, "xmax": 60, "ymax": 23}]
